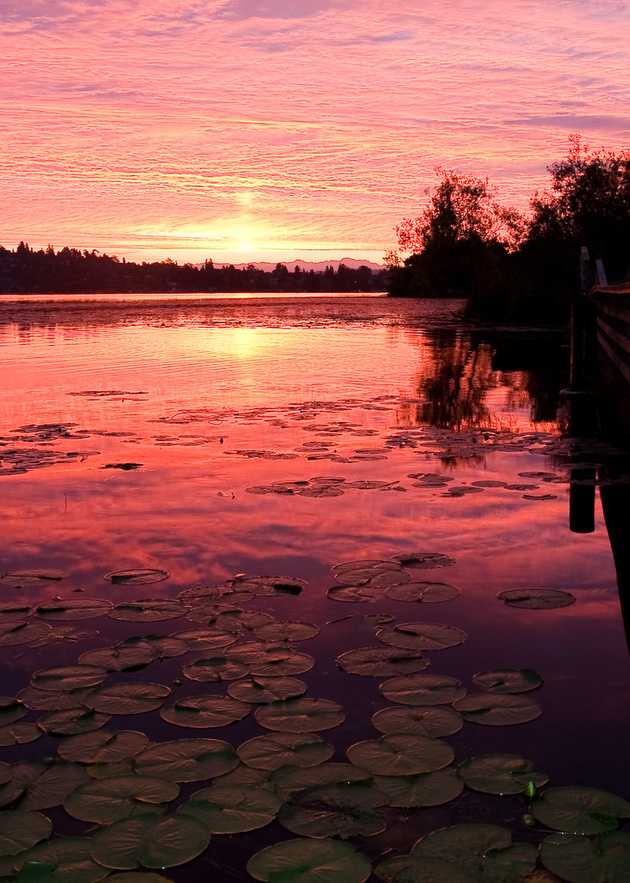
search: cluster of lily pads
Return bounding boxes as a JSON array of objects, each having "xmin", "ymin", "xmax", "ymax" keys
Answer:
[{"xmin": 0, "ymin": 547, "xmax": 622, "ymax": 882}]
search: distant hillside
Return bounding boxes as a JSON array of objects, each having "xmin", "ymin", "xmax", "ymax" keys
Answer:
[{"xmin": 219, "ymin": 258, "xmax": 383, "ymax": 272}]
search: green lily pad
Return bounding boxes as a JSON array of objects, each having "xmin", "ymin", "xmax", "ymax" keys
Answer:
[
  {"xmin": 336, "ymin": 646, "xmax": 430, "ymax": 677},
  {"xmin": 379, "ymin": 674, "xmax": 467, "ymax": 706},
  {"xmin": 0, "ymin": 763, "xmax": 46, "ymax": 808},
  {"xmin": 347, "ymin": 734, "xmax": 454, "ymax": 776},
  {"xmin": 85, "ymin": 683, "xmax": 171, "ymax": 715},
  {"xmin": 58, "ymin": 730, "xmax": 149, "ymax": 764},
  {"xmin": 0, "ymin": 622, "xmax": 52, "ymax": 648},
  {"xmin": 231, "ymin": 575, "xmax": 307, "ymax": 597},
  {"xmin": 372, "ymin": 706, "xmax": 463, "ymax": 738},
  {"xmin": 134, "ymin": 739, "xmax": 238, "ymax": 782},
  {"xmin": 89, "ymin": 815, "xmax": 209, "ymax": 870},
  {"xmin": 254, "ymin": 621, "xmax": 320, "ymax": 642},
  {"xmin": 109, "ymin": 600, "xmax": 184, "ymax": 623},
  {"xmin": 172, "ymin": 628, "xmax": 237, "ymax": 652},
  {"xmin": 472, "ymin": 669, "xmax": 543, "ymax": 694},
  {"xmin": 247, "ymin": 837, "xmax": 372, "ymax": 883},
  {"xmin": 18, "ymin": 687, "xmax": 95, "ymax": 711},
  {"xmin": 88, "ymin": 761, "xmax": 136, "ymax": 780},
  {"xmin": 160, "ymin": 695, "xmax": 250, "ymax": 728},
  {"xmin": 411, "ymin": 824, "xmax": 512, "ymax": 876},
  {"xmin": 64, "ymin": 776, "xmax": 178, "ymax": 824},
  {"xmin": 333, "ymin": 560, "xmax": 401, "ymax": 580},
  {"xmin": 279, "ymin": 780, "xmax": 387, "ymax": 839},
  {"xmin": 270, "ymin": 763, "xmax": 370, "ymax": 799},
  {"xmin": 385, "ymin": 582, "xmax": 461, "ymax": 604},
  {"xmin": 327, "ymin": 584, "xmax": 379, "ymax": 603},
  {"xmin": 374, "ymin": 768, "xmax": 463, "ymax": 807},
  {"xmin": 458, "ymin": 754, "xmax": 549, "ymax": 796},
  {"xmin": 541, "ymin": 831, "xmax": 630, "ymax": 882},
  {"xmin": 36, "ymin": 599, "xmax": 113, "ymax": 621},
  {"xmin": 31, "ymin": 666, "xmax": 108, "ymax": 693},
  {"xmin": 497, "ymin": 589, "xmax": 575, "ymax": 609},
  {"xmin": 215, "ymin": 610, "xmax": 278, "ymax": 634},
  {"xmin": 38, "ymin": 708, "xmax": 111, "ymax": 736},
  {"xmin": 238, "ymin": 733, "xmax": 334, "ymax": 771},
  {"xmin": 0, "ymin": 722, "xmax": 42, "ymax": 747},
  {"xmin": 178, "ymin": 784, "xmax": 281, "ymax": 833},
  {"xmin": 19, "ymin": 762, "xmax": 89, "ymax": 811},
  {"xmin": 0, "ymin": 603, "xmax": 33, "ymax": 619},
  {"xmin": 228, "ymin": 643, "xmax": 315, "ymax": 677},
  {"xmin": 227, "ymin": 676, "xmax": 307, "ymax": 704},
  {"xmin": 532, "ymin": 786, "xmax": 630, "ymax": 835},
  {"xmin": 0, "ymin": 698, "xmax": 26, "ymax": 726},
  {"xmin": 454, "ymin": 693, "xmax": 542, "ymax": 726},
  {"xmin": 11, "ymin": 836, "xmax": 109, "ymax": 883},
  {"xmin": 182, "ymin": 656, "xmax": 248, "ymax": 682},
  {"xmin": 105, "ymin": 570, "xmax": 169, "ymax": 586},
  {"xmin": 213, "ymin": 764, "xmax": 273, "ymax": 789},
  {"xmin": 481, "ymin": 842, "xmax": 538, "ymax": 881},
  {"xmin": 375, "ymin": 622, "xmax": 467, "ymax": 651},
  {"xmin": 255, "ymin": 698, "xmax": 345, "ymax": 733},
  {"xmin": 376, "ymin": 855, "xmax": 473, "ymax": 882},
  {"xmin": 0, "ymin": 811, "xmax": 52, "ymax": 857},
  {"xmin": 105, "ymin": 875, "xmax": 174, "ymax": 882}
]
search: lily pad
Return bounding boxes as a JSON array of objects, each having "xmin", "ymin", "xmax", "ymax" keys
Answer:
[
  {"xmin": 372, "ymin": 705, "xmax": 463, "ymax": 737},
  {"xmin": 411, "ymin": 824, "xmax": 512, "ymax": 875},
  {"xmin": 374, "ymin": 768, "xmax": 463, "ymax": 807},
  {"xmin": 0, "ymin": 622, "xmax": 53, "ymax": 647},
  {"xmin": 88, "ymin": 761, "xmax": 136, "ymax": 780},
  {"xmin": 183, "ymin": 656, "xmax": 248, "ymax": 683},
  {"xmin": 376, "ymin": 622, "xmax": 467, "ymax": 651},
  {"xmin": 0, "ymin": 698, "xmax": 26, "ymax": 726},
  {"xmin": 458, "ymin": 754, "xmax": 549, "ymax": 796},
  {"xmin": 80, "ymin": 637, "xmax": 188, "ymax": 672},
  {"xmin": 497, "ymin": 589, "xmax": 576, "ymax": 610},
  {"xmin": 336, "ymin": 646, "xmax": 430, "ymax": 677},
  {"xmin": 178, "ymin": 784, "xmax": 281, "ymax": 833},
  {"xmin": 347, "ymin": 734, "xmax": 453, "ymax": 776},
  {"xmin": 270, "ymin": 763, "xmax": 370, "ymax": 799},
  {"xmin": 0, "ymin": 722, "xmax": 42, "ymax": 747},
  {"xmin": 238, "ymin": 733, "xmax": 334, "ymax": 771},
  {"xmin": 375, "ymin": 856, "xmax": 472, "ymax": 882},
  {"xmin": 472, "ymin": 669, "xmax": 543, "ymax": 694},
  {"xmin": 160, "ymin": 695, "xmax": 250, "ymax": 728},
  {"xmin": 227, "ymin": 676, "xmax": 307, "ymax": 704},
  {"xmin": 213, "ymin": 764, "xmax": 273, "ymax": 789},
  {"xmin": 31, "ymin": 666, "xmax": 108, "ymax": 693},
  {"xmin": 18, "ymin": 687, "xmax": 95, "ymax": 711},
  {"xmin": 247, "ymin": 837, "xmax": 372, "ymax": 883},
  {"xmin": 391, "ymin": 552, "xmax": 456, "ymax": 569},
  {"xmin": 109, "ymin": 600, "xmax": 183, "ymax": 623},
  {"xmin": 454, "ymin": 693, "xmax": 542, "ymax": 726},
  {"xmin": 11, "ymin": 836, "xmax": 110, "ymax": 883},
  {"xmin": 532, "ymin": 786, "xmax": 630, "ymax": 834},
  {"xmin": 228, "ymin": 643, "xmax": 315, "ymax": 677},
  {"xmin": 105, "ymin": 570, "xmax": 169, "ymax": 586},
  {"xmin": 19, "ymin": 762, "xmax": 89, "ymax": 811},
  {"xmin": 255, "ymin": 621, "xmax": 320, "ymax": 642},
  {"xmin": 64, "ymin": 776, "xmax": 179, "ymax": 824},
  {"xmin": 89, "ymin": 815, "xmax": 210, "ymax": 870},
  {"xmin": 0, "ymin": 811, "xmax": 52, "ymax": 857},
  {"xmin": 379, "ymin": 674, "xmax": 467, "ymax": 706},
  {"xmin": 481, "ymin": 843, "xmax": 539, "ymax": 881},
  {"xmin": 85, "ymin": 683, "xmax": 171, "ymax": 715},
  {"xmin": 36, "ymin": 599, "xmax": 113, "ymax": 621},
  {"xmin": 385, "ymin": 582, "xmax": 461, "ymax": 604},
  {"xmin": 278, "ymin": 780, "xmax": 387, "ymax": 839},
  {"xmin": 255, "ymin": 698, "xmax": 345, "ymax": 733},
  {"xmin": 105, "ymin": 876, "xmax": 174, "ymax": 882},
  {"xmin": 541, "ymin": 831, "xmax": 630, "ymax": 882},
  {"xmin": 134, "ymin": 739, "xmax": 238, "ymax": 782},
  {"xmin": 38, "ymin": 708, "xmax": 111, "ymax": 736},
  {"xmin": 172, "ymin": 628, "xmax": 237, "ymax": 652},
  {"xmin": 58, "ymin": 730, "xmax": 149, "ymax": 764}
]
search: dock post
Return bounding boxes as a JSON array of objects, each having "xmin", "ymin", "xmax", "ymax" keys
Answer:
[{"xmin": 562, "ymin": 247, "xmax": 598, "ymax": 435}]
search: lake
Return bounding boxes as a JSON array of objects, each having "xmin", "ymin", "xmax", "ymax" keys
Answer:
[{"xmin": 1, "ymin": 293, "xmax": 629, "ymax": 881}]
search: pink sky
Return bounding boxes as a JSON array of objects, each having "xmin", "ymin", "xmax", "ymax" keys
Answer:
[{"xmin": 2, "ymin": 0, "xmax": 629, "ymax": 263}]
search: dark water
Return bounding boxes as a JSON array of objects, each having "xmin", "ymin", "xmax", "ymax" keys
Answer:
[{"xmin": 1, "ymin": 293, "xmax": 629, "ymax": 881}]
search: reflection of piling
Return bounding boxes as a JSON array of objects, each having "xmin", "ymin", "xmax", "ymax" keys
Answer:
[
  {"xmin": 600, "ymin": 466, "xmax": 630, "ymax": 655},
  {"xmin": 569, "ymin": 468, "xmax": 596, "ymax": 534},
  {"xmin": 562, "ymin": 247, "xmax": 599, "ymax": 436}
]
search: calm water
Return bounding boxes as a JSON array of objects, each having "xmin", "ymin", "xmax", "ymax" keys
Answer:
[{"xmin": 0, "ymin": 293, "xmax": 629, "ymax": 881}]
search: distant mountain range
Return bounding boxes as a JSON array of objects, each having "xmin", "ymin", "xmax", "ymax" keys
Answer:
[{"xmin": 218, "ymin": 258, "xmax": 383, "ymax": 272}]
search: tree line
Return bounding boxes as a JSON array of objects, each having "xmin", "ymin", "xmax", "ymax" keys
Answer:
[
  {"xmin": 0, "ymin": 248, "xmax": 386, "ymax": 294},
  {"xmin": 387, "ymin": 137, "xmax": 630, "ymax": 322}
]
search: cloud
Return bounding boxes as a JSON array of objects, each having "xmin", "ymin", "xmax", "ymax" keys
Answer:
[
  {"xmin": 215, "ymin": 0, "xmax": 344, "ymax": 20},
  {"xmin": 510, "ymin": 114, "xmax": 630, "ymax": 131}
]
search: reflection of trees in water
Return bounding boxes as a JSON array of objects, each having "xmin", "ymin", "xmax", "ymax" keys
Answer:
[{"xmin": 399, "ymin": 329, "xmax": 566, "ymax": 431}]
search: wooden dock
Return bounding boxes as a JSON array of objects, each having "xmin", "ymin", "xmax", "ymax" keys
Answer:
[{"xmin": 591, "ymin": 284, "xmax": 630, "ymax": 436}]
